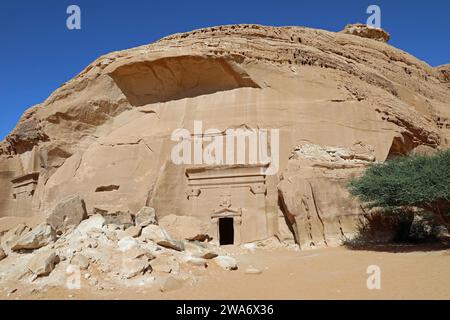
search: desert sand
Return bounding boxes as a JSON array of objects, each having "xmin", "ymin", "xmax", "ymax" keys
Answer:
[{"xmin": 2, "ymin": 246, "xmax": 449, "ymax": 300}]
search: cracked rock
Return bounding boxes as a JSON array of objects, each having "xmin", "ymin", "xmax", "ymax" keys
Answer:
[
  {"xmin": 46, "ymin": 195, "xmax": 88, "ymax": 234},
  {"xmin": 27, "ymin": 250, "xmax": 59, "ymax": 279},
  {"xmin": 135, "ymin": 207, "xmax": 157, "ymax": 227},
  {"xmin": 11, "ymin": 223, "xmax": 56, "ymax": 251},
  {"xmin": 121, "ymin": 258, "xmax": 151, "ymax": 279}
]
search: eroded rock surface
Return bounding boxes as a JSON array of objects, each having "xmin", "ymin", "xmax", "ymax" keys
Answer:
[
  {"xmin": 0, "ymin": 23, "xmax": 449, "ymax": 251},
  {"xmin": 1, "ymin": 224, "xmax": 31, "ymax": 253},
  {"xmin": 341, "ymin": 23, "xmax": 390, "ymax": 42},
  {"xmin": 27, "ymin": 250, "xmax": 59, "ymax": 279},
  {"xmin": 278, "ymin": 143, "xmax": 375, "ymax": 249},
  {"xmin": 46, "ymin": 195, "xmax": 87, "ymax": 234},
  {"xmin": 11, "ymin": 223, "xmax": 56, "ymax": 251},
  {"xmin": 135, "ymin": 207, "xmax": 157, "ymax": 227}
]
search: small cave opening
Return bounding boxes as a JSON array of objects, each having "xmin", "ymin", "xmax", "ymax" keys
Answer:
[
  {"xmin": 109, "ymin": 56, "xmax": 260, "ymax": 106},
  {"xmin": 219, "ymin": 217, "xmax": 234, "ymax": 245}
]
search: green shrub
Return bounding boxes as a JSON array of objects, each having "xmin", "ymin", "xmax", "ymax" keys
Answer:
[
  {"xmin": 348, "ymin": 150, "xmax": 450, "ymax": 233},
  {"xmin": 345, "ymin": 209, "xmax": 414, "ymax": 246}
]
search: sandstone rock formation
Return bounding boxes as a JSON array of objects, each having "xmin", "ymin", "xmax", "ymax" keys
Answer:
[
  {"xmin": 46, "ymin": 195, "xmax": 87, "ymax": 234},
  {"xmin": 1, "ymin": 224, "xmax": 31, "ymax": 253},
  {"xmin": 135, "ymin": 206, "xmax": 157, "ymax": 227},
  {"xmin": 27, "ymin": 250, "xmax": 59, "ymax": 279},
  {"xmin": 340, "ymin": 23, "xmax": 390, "ymax": 42},
  {"xmin": 158, "ymin": 215, "xmax": 209, "ymax": 241},
  {"xmin": 141, "ymin": 224, "xmax": 169, "ymax": 243},
  {"xmin": 1, "ymin": 24, "xmax": 449, "ymax": 250},
  {"xmin": 121, "ymin": 256, "xmax": 152, "ymax": 279},
  {"xmin": 0, "ymin": 248, "xmax": 5, "ymax": 261},
  {"xmin": 11, "ymin": 223, "xmax": 56, "ymax": 251},
  {"xmin": 0, "ymin": 210, "xmax": 256, "ymax": 296},
  {"xmin": 0, "ymin": 209, "xmax": 299, "ymax": 296},
  {"xmin": 278, "ymin": 143, "xmax": 374, "ymax": 249}
]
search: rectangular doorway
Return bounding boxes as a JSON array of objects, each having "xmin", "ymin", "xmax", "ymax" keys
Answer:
[{"xmin": 219, "ymin": 217, "xmax": 234, "ymax": 245}]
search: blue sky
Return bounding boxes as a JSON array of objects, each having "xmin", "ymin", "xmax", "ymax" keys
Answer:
[{"xmin": 1, "ymin": 0, "xmax": 449, "ymax": 140}]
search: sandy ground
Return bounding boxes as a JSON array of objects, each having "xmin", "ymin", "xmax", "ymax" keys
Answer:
[{"xmin": 2, "ymin": 245, "xmax": 449, "ymax": 300}]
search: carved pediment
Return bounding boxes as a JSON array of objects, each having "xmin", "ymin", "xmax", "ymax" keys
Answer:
[{"xmin": 212, "ymin": 207, "xmax": 242, "ymax": 218}]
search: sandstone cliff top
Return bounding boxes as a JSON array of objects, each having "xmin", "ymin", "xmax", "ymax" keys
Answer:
[
  {"xmin": 1, "ymin": 24, "xmax": 449, "ymax": 157},
  {"xmin": 340, "ymin": 23, "xmax": 390, "ymax": 42}
]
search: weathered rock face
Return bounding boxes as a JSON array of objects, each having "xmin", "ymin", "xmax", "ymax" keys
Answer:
[
  {"xmin": 120, "ymin": 257, "xmax": 151, "ymax": 279},
  {"xmin": 135, "ymin": 207, "xmax": 157, "ymax": 227},
  {"xmin": 340, "ymin": 23, "xmax": 390, "ymax": 42},
  {"xmin": 95, "ymin": 209, "xmax": 134, "ymax": 228},
  {"xmin": 141, "ymin": 224, "xmax": 169, "ymax": 243},
  {"xmin": 46, "ymin": 195, "xmax": 87, "ymax": 234},
  {"xmin": 278, "ymin": 143, "xmax": 375, "ymax": 249},
  {"xmin": 26, "ymin": 250, "xmax": 59, "ymax": 278},
  {"xmin": 1, "ymin": 24, "xmax": 449, "ymax": 249},
  {"xmin": 437, "ymin": 64, "xmax": 450, "ymax": 87},
  {"xmin": 158, "ymin": 215, "xmax": 209, "ymax": 241},
  {"xmin": 75, "ymin": 214, "xmax": 105, "ymax": 237},
  {"xmin": 1, "ymin": 224, "xmax": 31, "ymax": 253},
  {"xmin": 11, "ymin": 223, "xmax": 56, "ymax": 251}
]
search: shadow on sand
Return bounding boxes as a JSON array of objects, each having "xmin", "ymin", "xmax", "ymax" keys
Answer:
[{"xmin": 344, "ymin": 242, "xmax": 450, "ymax": 253}]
